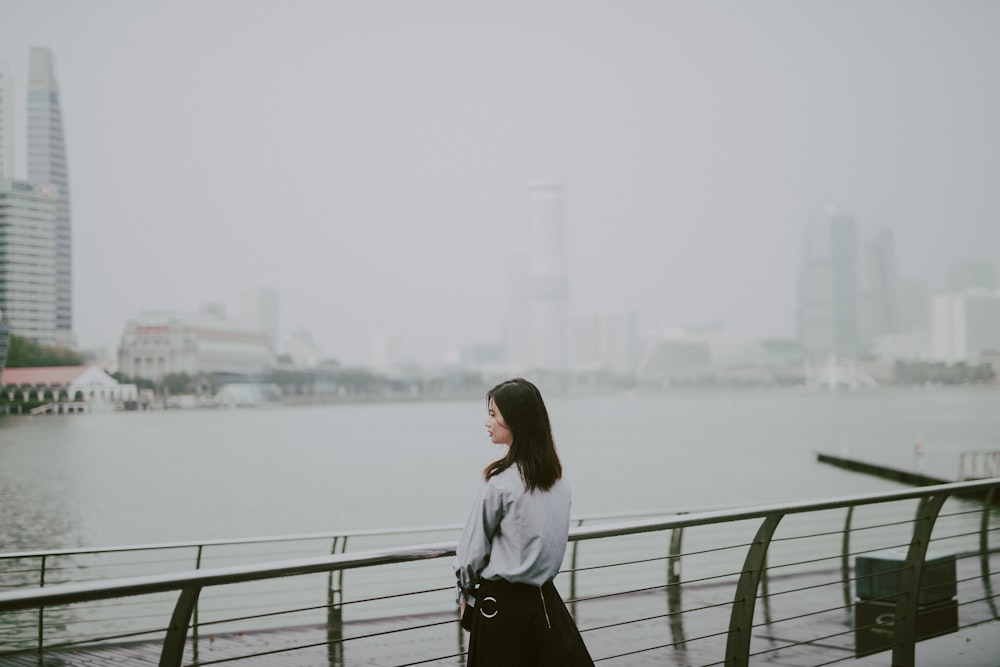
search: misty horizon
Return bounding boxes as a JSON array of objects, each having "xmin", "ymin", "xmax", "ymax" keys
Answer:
[{"xmin": 2, "ymin": 1, "xmax": 998, "ymax": 365}]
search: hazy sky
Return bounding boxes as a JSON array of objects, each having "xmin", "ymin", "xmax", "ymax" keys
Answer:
[{"xmin": 2, "ymin": 1, "xmax": 998, "ymax": 365}]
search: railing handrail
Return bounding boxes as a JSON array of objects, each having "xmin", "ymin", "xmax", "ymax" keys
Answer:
[
  {"xmin": 0, "ymin": 541, "xmax": 457, "ymax": 613},
  {"xmin": 2, "ymin": 476, "xmax": 997, "ymax": 614},
  {"xmin": 8, "ymin": 474, "xmax": 993, "ymax": 563},
  {"xmin": 0, "ymin": 504, "xmax": 742, "ymax": 561},
  {"xmin": 569, "ymin": 476, "xmax": 1000, "ymax": 541}
]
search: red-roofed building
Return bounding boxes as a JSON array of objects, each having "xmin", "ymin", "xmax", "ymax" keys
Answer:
[{"xmin": 1, "ymin": 364, "xmax": 137, "ymax": 403}]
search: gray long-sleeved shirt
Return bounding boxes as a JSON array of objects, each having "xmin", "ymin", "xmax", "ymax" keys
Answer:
[{"xmin": 454, "ymin": 464, "xmax": 571, "ymax": 606}]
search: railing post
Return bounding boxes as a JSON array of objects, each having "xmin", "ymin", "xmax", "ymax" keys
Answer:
[
  {"xmin": 327, "ymin": 537, "xmax": 344, "ymax": 666},
  {"xmin": 725, "ymin": 513, "xmax": 783, "ymax": 667},
  {"xmin": 192, "ymin": 545, "xmax": 204, "ymax": 665},
  {"xmin": 981, "ymin": 487, "xmax": 999, "ymax": 620},
  {"xmin": 159, "ymin": 587, "xmax": 201, "ymax": 667},
  {"xmin": 667, "ymin": 525, "xmax": 684, "ymax": 646},
  {"xmin": 841, "ymin": 506, "xmax": 855, "ymax": 612},
  {"xmin": 570, "ymin": 519, "xmax": 584, "ymax": 616},
  {"xmin": 37, "ymin": 555, "xmax": 46, "ymax": 655},
  {"xmin": 890, "ymin": 492, "xmax": 949, "ymax": 667}
]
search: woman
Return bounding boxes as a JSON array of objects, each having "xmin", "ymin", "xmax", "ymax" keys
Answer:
[{"xmin": 454, "ymin": 378, "xmax": 594, "ymax": 666}]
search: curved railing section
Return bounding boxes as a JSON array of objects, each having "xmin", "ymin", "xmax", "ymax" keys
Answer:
[{"xmin": 0, "ymin": 479, "xmax": 997, "ymax": 667}]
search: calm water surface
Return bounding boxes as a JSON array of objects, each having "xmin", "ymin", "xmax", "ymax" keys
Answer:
[{"xmin": 1, "ymin": 387, "xmax": 997, "ymax": 552}]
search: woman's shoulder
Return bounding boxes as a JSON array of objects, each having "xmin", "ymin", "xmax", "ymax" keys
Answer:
[{"xmin": 486, "ymin": 464, "xmax": 526, "ymax": 492}]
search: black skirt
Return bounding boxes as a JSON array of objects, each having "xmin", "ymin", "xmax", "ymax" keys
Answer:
[{"xmin": 466, "ymin": 578, "xmax": 594, "ymax": 667}]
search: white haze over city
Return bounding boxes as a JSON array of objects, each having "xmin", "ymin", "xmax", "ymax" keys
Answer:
[{"xmin": 1, "ymin": 0, "xmax": 998, "ymax": 365}]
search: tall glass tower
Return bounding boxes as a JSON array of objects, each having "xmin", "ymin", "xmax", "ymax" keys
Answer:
[
  {"xmin": 27, "ymin": 47, "xmax": 72, "ymax": 344},
  {"xmin": 526, "ymin": 180, "xmax": 569, "ymax": 371},
  {"xmin": 0, "ymin": 62, "xmax": 13, "ymax": 180}
]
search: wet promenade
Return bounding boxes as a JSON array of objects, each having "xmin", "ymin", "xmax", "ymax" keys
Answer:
[{"xmin": 4, "ymin": 553, "xmax": 998, "ymax": 667}]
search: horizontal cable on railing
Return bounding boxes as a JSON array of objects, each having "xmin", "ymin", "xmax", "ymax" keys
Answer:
[
  {"xmin": 195, "ymin": 583, "xmax": 456, "ymax": 628},
  {"xmin": 937, "ymin": 506, "xmax": 991, "ymax": 518},
  {"xmin": 397, "ymin": 650, "xmax": 466, "ymax": 666},
  {"xmin": 930, "ymin": 529, "xmax": 996, "ymax": 544},
  {"xmin": 767, "ymin": 537, "xmax": 918, "ymax": 572},
  {"xmin": 770, "ymin": 526, "xmax": 850, "ymax": 542},
  {"xmin": 186, "ymin": 615, "xmax": 459, "ymax": 667},
  {"xmin": 582, "ymin": 598, "xmax": 733, "ymax": 635},
  {"xmin": 956, "ymin": 594, "xmax": 1000, "ymax": 610},
  {"xmin": 764, "ymin": 576, "xmax": 844, "ymax": 599},
  {"xmin": 26, "ymin": 624, "xmax": 169, "ymax": 652},
  {"xmin": 41, "ymin": 607, "xmax": 173, "ymax": 626},
  {"xmin": 195, "ymin": 581, "xmax": 331, "ymax": 602},
  {"xmin": 567, "ymin": 553, "xmax": 670, "ymax": 572},
  {"xmin": 49, "ymin": 593, "xmax": 176, "ymax": 615},
  {"xmin": 768, "ymin": 553, "xmax": 842, "ymax": 571},
  {"xmin": 755, "ymin": 601, "xmax": 852, "ymax": 628},
  {"xmin": 0, "ymin": 619, "xmax": 38, "ymax": 631},
  {"xmin": 811, "ymin": 656, "xmax": 871, "ymax": 667},
  {"xmin": 593, "ymin": 627, "xmax": 730, "ymax": 664},
  {"xmin": 573, "ymin": 569, "xmax": 745, "ymax": 605},
  {"xmin": 748, "ymin": 625, "xmax": 856, "ymax": 658},
  {"xmin": 195, "ymin": 603, "xmax": 330, "ymax": 627},
  {"xmin": 846, "ymin": 518, "xmax": 917, "ymax": 534},
  {"xmin": 73, "ymin": 556, "xmax": 196, "ymax": 571}
]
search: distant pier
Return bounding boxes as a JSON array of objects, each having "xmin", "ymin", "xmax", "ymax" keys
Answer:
[
  {"xmin": 816, "ymin": 451, "xmax": 952, "ymax": 486},
  {"xmin": 817, "ymin": 451, "xmax": 999, "ymax": 504}
]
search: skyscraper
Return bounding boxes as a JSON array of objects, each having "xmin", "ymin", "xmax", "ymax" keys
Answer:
[
  {"xmin": 798, "ymin": 209, "xmax": 898, "ymax": 359},
  {"xmin": 27, "ymin": 47, "xmax": 72, "ymax": 345},
  {"xmin": 525, "ymin": 180, "xmax": 569, "ymax": 371},
  {"xmin": 239, "ymin": 287, "xmax": 280, "ymax": 349},
  {"xmin": 0, "ymin": 179, "xmax": 58, "ymax": 345},
  {"xmin": 0, "ymin": 62, "xmax": 13, "ymax": 180}
]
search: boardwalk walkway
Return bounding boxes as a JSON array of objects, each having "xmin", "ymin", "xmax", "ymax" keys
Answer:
[{"xmin": 3, "ymin": 558, "xmax": 998, "ymax": 667}]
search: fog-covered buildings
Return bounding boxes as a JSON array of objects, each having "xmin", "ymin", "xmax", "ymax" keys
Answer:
[
  {"xmin": 27, "ymin": 47, "xmax": 72, "ymax": 345},
  {"xmin": 117, "ymin": 306, "xmax": 274, "ymax": 380},
  {"xmin": 0, "ymin": 48, "xmax": 71, "ymax": 347},
  {"xmin": 0, "ymin": 178, "xmax": 58, "ymax": 344},
  {"xmin": 797, "ymin": 209, "xmax": 899, "ymax": 360},
  {"xmin": 505, "ymin": 180, "xmax": 570, "ymax": 373}
]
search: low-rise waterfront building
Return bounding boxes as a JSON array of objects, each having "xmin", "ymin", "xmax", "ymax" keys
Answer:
[
  {"xmin": 117, "ymin": 308, "xmax": 274, "ymax": 381},
  {"xmin": 1, "ymin": 364, "xmax": 137, "ymax": 403}
]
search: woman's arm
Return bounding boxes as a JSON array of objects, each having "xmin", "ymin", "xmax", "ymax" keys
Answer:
[{"xmin": 454, "ymin": 479, "xmax": 505, "ymax": 604}]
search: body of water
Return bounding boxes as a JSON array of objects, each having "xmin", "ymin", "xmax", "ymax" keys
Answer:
[{"xmin": 1, "ymin": 386, "xmax": 998, "ymax": 552}]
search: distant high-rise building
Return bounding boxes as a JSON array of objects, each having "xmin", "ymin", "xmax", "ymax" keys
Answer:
[
  {"xmin": 829, "ymin": 213, "xmax": 859, "ymax": 356},
  {"xmin": 798, "ymin": 209, "xmax": 898, "ymax": 359},
  {"xmin": 27, "ymin": 47, "xmax": 72, "ymax": 345},
  {"xmin": 239, "ymin": 287, "xmax": 280, "ymax": 349},
  {"xmin": 0, "ymin": 62, "xmax": 13, "ymax": 180},
  {"xmin": 857, "ymin": 227, "xmax": 898, "ymax": 346},
  {"xmin": 947, "ymin": 260, "xmax": 997, "ymax": 293},
  {"xmin": 571, "ymin": 310, "xmax": 640, "ymax": 375},
  {"xmin": 0, "ymin": 179, "xmax": 58, "ymax": 345},
  {"xmin": 371, "ymin": 332, "xmax": 401, "ymax": 371},
  {"xmin": 897, "ymin": 279, "xmax": 930, "ymax": 332},
  {"xmin": 525, "ymin": 180, "xmax": 569, "ymax": 371},
  {"xmin": 932, "ymin": 291, "xmax": 1000, "ymax": 362},
  {"xmin": 503, "ymin": 250, "xmax": 530, "ymax": 370}
]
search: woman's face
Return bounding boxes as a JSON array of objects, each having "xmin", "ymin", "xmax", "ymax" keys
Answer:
[{"xmin": 485, "ymin": 397, "xmax": 513, "ymax": 446}]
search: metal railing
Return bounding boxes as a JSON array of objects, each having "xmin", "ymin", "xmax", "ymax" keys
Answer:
[
  {"xmin": 0, "ymin": 506, "xmax": 730, "ymax": 653},
  {"xmin": 1, "ymin": 479, "xmax": 998, "ymax": 667},
  {"xmin": 959, "ymin": 449, "xmax": 1000, "ymax": 481}
]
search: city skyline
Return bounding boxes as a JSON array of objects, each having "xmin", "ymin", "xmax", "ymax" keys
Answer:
[{"xmin": 1, "ymin": 1, "xmax": 998, "ymax": 366}]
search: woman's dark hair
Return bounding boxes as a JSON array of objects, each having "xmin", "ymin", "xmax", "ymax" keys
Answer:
[{"xmin": 484, "ymin": 377, "xmax": 562, "ymax": 492}]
